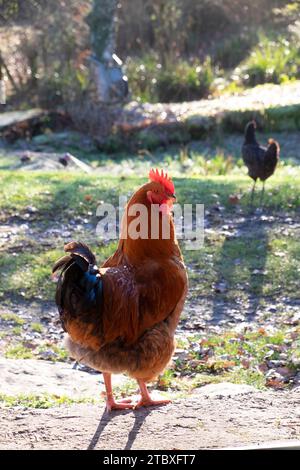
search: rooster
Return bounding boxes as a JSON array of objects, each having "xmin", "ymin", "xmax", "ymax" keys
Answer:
[
  {"xmin": 242, "ymin": 121, "xmax": 280, "ymax": 205},
  {"xmin": 53, "ymin": 169, "xmax": 188, "ymax": 411}
]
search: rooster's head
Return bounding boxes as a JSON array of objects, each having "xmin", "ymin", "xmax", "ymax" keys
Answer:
[{"xmin": 146, "ymin": 169, "xmax": 176, "ymax": 214}]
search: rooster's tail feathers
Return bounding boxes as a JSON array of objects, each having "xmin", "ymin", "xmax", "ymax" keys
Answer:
[
  {"xmin": 52, "ymin": 241, "xmax": 102, "ymax": 321},
  {"xmin": 52, "ymin": 241, "xmax": 96, "ymax": 275}
]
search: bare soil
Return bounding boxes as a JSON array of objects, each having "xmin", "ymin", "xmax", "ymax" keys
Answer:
[{"xmin": 0, "ymin": 383, "xmax": 299, "ymax": 450}]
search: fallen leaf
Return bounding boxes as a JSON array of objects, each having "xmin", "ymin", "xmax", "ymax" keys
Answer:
[
  {"xmin": 228, "ymin": 194, "xmax": 240, "ymax": 205},
  {"xmin": 257, "ymin": 363, "xmax": 269, "ymax": 374},
  {"xmin": 258, "ymin": 327, "xmax": 267, "ymax": 336},
  {"xmin": 266, "ymin": 377, "xmax": 285, "ymax": 389},
  {"xmin": 241, "ymin": 359, "xmax": 250, "ymax": 369}
]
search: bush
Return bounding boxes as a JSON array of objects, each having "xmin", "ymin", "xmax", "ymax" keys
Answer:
[
  {"xmin": 125, "ymin": 55, "xmax": 215, "ymax": 103},
  {"xmin": 156, "ymin": 58, "xmax": 214, "ymax": 103},
  {"xmin": 239, "ymin": 35, "xmax": 300, "ymax": 87},
  {"xmin": 213, "ymin": 35, "xmax": 255, "ymax": 69},
  {"xmin": 124, "ymin": 54, "xmax": 160, "ymax": 103}
]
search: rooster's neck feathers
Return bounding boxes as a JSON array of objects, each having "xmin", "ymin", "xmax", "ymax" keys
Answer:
[{"xmin": 119, "ymin": 183, "xmax": 179, "ymax": 264}]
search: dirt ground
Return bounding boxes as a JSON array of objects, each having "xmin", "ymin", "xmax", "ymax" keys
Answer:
[{"xmin": 0, "ymin": 383, "xmax": 299, "ymax": 450}]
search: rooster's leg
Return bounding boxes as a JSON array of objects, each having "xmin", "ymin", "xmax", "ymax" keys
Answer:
[
  {"xmin": 103, "ymin": 372, "xmax": 134, "ymax": 411},
  {"xmin": 250, "ymin": 180, "xmax": 256, "ymax": 206},
  {"xmin": 135, "ymin": 380, "xmax": 171, "ymax": 408},
  {"xmin": 259, "ymin": 181, "xmax": 265, "ymax": 207}
]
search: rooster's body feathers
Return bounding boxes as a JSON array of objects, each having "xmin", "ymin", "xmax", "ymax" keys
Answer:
[
  {"xmin": 53, "ymin": 173, "xmax": 188, "ymax": 409},
  {"xmin": 53, "ymin": 191, "xmax": 188, "ymax": 382}
]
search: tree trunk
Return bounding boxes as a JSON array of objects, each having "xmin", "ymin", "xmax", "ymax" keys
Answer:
[
  {"xmin": 0, "ymin": 51, "xmax": 20, "ymax": 95},
  {"xmin": 86, "ymin": 0, "xmax": 127, "ymax": 104}
]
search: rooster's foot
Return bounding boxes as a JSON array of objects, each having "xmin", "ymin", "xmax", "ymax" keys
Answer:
[
  {"xmin": 134, "ymin": 397, "xmax": 171, "ymax": 409},
  {"xmin": 106, "ymin": 397, "xmax": 134, "ymax": 412}
]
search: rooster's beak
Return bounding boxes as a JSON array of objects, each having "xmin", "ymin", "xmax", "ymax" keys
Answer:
[{"xmin": 170, "ymin": 193, "xmax": 176, "ymax": 200}]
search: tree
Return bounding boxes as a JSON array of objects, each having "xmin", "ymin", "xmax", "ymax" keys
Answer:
[
  {"xmin": 86, "ymin": 0, "xmax": 118, "ymax": 60},
  {"xmin": 86, "ymin": 0, "xmax": 128, "ymax": 103}
]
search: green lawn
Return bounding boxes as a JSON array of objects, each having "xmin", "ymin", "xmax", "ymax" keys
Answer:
[{"xmin": 0, "ymin": 167, "xmax": 299, "ymax": 304}]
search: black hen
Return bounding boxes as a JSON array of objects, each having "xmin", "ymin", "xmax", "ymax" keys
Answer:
[{"xmin": 242, "ymin": 121, "xmax": 280, "ymax": 204}]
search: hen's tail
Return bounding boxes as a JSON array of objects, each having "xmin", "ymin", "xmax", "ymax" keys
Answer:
[
  {"xmin": 267, "ymin": 139, "xmax": 280, "ymax": 157},
  {"xmin": 264, "ymin": 139, "xmax": 280, "ymax": 173},
  {"xmin": 52, "ymin": 242, "xmax": 103, "ymax": 330}
]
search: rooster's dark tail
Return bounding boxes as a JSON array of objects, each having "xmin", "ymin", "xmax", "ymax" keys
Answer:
[{"xmin": 52, "ymin": 242, "xmax": 103, "ymax": 330}]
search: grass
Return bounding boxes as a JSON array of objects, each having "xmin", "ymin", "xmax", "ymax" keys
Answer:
[
  {"xmin": 4, "ymin": 344, "xmax": 34, "ymax": 359},
  {"xmin": 30, "ymin": 322, "xmax": 43, "ymax": 333},
  {"xmin": 0, "ymin": 165, "xmax": 299, "ymax": 216},
  {"xmin": 0, "ymin": 393, "xmax": 97, "ymax": 409},
  {"xmin": 0, "ymin": 313, "xmax": 25, "ymax": 325},
  {"xmin": 167, "ymin": 326, "xmax": 300, "ymax": 390},
  {"xmin": 122, "ymin": 37, "xmax": 300, "ymax": 103},
  {"xmin": 37, "ymin": 343, "xmax": 68, "ymax": 361},
  {"xmin": 0, "ymin": 166, "xmax": 299, "ymax": 305},
  {"xmin": 0, "ymin": 143, "xmax": 299, "ymax": 396},
  {"xmin": 3, "ymin": 340, "xmax": 68, "ymax": 361},
  {"xmin": 239, "ymin": 35, "xmax": 300, "ymax": 87},
  {"xmin": 184, "ymin": 214, "xmax": 300, "ymax": 303}
]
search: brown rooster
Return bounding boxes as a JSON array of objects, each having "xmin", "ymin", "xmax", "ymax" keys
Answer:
[
  {"xmin": 242, "ymin": 121, "xmax": 280, "ymax": 205},
  {"xmin": 53, "ymin": 169, "xmax": 188, "ymax": 411}
]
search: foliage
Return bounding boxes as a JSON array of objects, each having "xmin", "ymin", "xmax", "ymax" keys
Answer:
[
  {"xmin": 116, "ymin": 0, "xmax": 288, "ymax": 60},
  {"xmin": 2, "ymin": 1, "xmax": 300, "ymax": 107},
  {"xmin": 156, "ymin": 58, "xmax": 214, "ymax": 103},
  {"xmin": 1, "ymin": 1, "xmax": 91, "ymax": 107},
  {"xmin": 239, "ymin": 35, "xmax": 300, "ymax": 86},
  {"xmin": 86, "ymin": 0, "xmax": 117, "ymax": 59},
  {"xmin": 124, "ymin": 54, "xmax": 160, "ymax": 103},
  {"xmin": 0, "ymin": 0, "xmax": 48, "ymax": 24},
  {"xmin": 118, "ymin": 1, "xmax": 300, "ymax": 102},
  {"xmin": 213, "ymin": 35, "xmax": 256, "ymax": 70},
  {"xmin": 125, "ymin": 56, "xmax": 215, "ymax": 103}
]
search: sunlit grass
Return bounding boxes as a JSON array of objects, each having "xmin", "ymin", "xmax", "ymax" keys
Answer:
[
  {"xmin": 0, "ymin": 393, "xmax": 97, "ymax": 409},
  {"xmin": 0, "ymin": 168, "xmax": 299, "ymax": 303},
  {"xmin": 4, "ymin": 343, "xmax": 34, "ymax": 359},
  {"xmin": 167, "ymin": 326, "xmax": 300, "ymax": 390}
]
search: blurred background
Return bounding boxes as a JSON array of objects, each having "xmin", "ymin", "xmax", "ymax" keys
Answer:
[{"xmin": 1, "ymin": 0, "xmax": 299, "ymax": 108}]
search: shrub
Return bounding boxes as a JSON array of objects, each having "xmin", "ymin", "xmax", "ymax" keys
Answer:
[
  {"xmin": 125, "ymin": 55, "xmax": 215, "ymax": 103},
  {"xmin": 213, "ymin": 35, "xmax": 255, "ymax": 69},
  {"xmin": 239, "ymin": 35, "xmax": 300, "ymax": 87},
  {"xmin": 124, "ymin": 54, "xmax": 160, "ymax": 103},
  {"xmin": 157, "ymin": 58, "xmax": 214, "ymax": 103}
]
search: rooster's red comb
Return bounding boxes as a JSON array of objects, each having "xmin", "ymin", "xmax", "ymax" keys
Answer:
[{"xmin": 149, "ymin": 168, "xmax": 175, "ymax": 194}]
